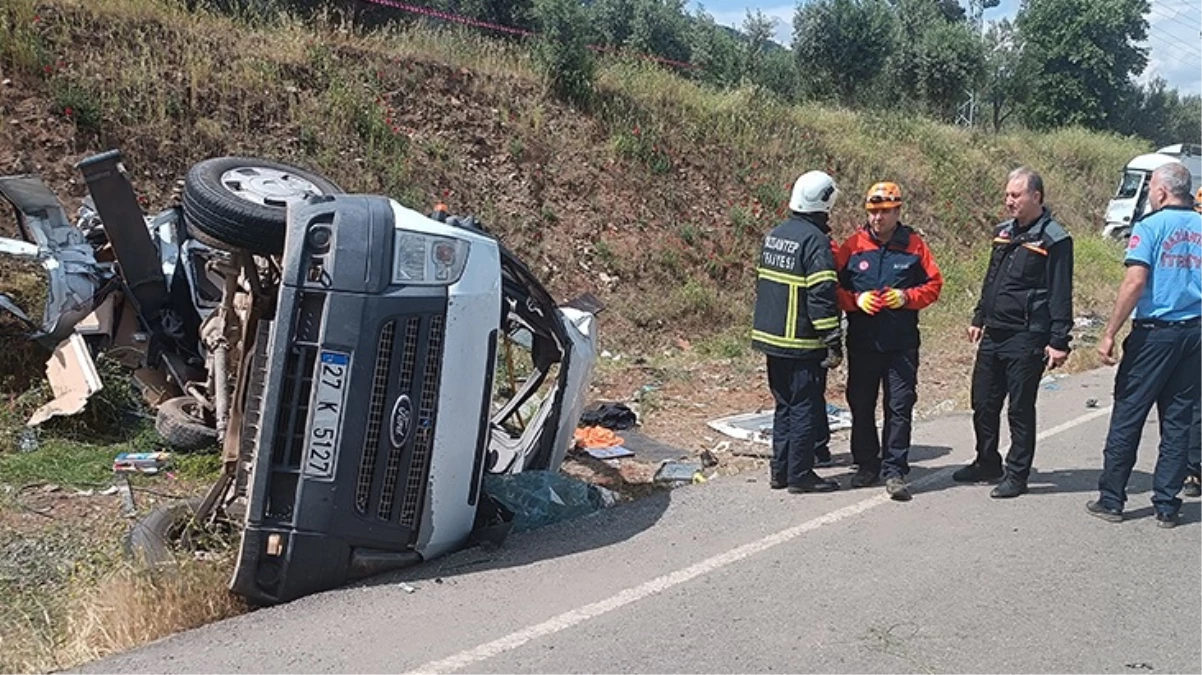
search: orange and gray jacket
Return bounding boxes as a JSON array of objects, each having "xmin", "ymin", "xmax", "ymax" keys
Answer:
[
  {"xmin": 972, "ymin": 208, "xmax": 1074, "ymax": 352},
  {"xmin": 752, "ymin": 213, "xmax": 841, "ymax": 359}
]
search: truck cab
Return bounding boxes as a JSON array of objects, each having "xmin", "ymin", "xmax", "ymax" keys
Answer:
[{"xmin": 1103, "ymin": 144, "xmax": 1202, "ymax": 240}]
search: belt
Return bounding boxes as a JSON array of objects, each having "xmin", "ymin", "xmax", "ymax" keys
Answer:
[{"xmin": 1132, "ymin": 316, "xmax": 1201, "ymax": 329}]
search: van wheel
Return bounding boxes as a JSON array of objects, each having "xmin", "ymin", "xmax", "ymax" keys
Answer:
[
  {"xmin": 156, "ymin": 396, "xmax": 218, "ymax": 451},
  {"xmin": 125, "ymin": 498, "xmax": 204, "ymax": 567},
  {"xmin": 182, "ymin": 157, "xmax": 343, "ymax": 255}
]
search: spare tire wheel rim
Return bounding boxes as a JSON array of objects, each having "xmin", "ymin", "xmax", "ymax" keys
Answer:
[
  {"xmin": 219, "ymin": 166, "xmax": 325, "ymax": 208},
  {"xmin": 182, "ymin": 398, "xmax": 206, "ymax": 424}
]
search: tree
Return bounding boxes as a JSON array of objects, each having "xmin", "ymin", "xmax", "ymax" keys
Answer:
[
  {"xmin": 1113, "ymin": 77, "xmax": 1171, "ymax": 142},
  {"xmin": 753, "ymin": 48, "xmax": 802, "ymax": 102},
  {"xmin": 1016, "ymin": 0, "xmax": 1149, "ymax": 130},
  {"xmin": 936, "ymin": 0, "xmax": 967, "ymax": 22},
  {"xmin": 589, "ymin": 0, "xmax": 635, "ymax": 47},
  {"xmin": 532, "ymin": 0, "xmax": 596, "ymax": 105},
  {"xmin": 915, "ymin": 20, "xmax": 985, "ymax": 120},
  {"xmin": 883, "ymin": 0, "xmax": 983, "ymax": 116},
  {"xmin": 740, "ymin": 9, "xmax": 776, "ymax": 84},
  {"xmin": 981, "ymin": 18, "xmax": 1027, "ymax": 132},
  {"xmin": 1165, "ymin": 94, "xmax": 1202, "ymax": 146},
  {"xmin": 793, "ymin": 0, "xmax": 895, "ymax": 106},
  {"xmin": 626, "ymin": 0, "xmax": 692, "ymax": 65},
  {"xmin": 688, "ymin": 7, "xmax": 742, "ymax": 88}
]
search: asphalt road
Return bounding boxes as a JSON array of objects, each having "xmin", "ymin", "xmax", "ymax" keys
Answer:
[{"xmin": 82, "ymin": 367, "xmax": 1202, "ymax": 674}]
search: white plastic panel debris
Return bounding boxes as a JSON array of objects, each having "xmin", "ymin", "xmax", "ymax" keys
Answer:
[
  {"xmin": 27, "ymin": 333, "xmax": 104, "ymax": 426},
  {"xmin": 707, "ymin": 404, "xmax": 853, "ymax": 445}
]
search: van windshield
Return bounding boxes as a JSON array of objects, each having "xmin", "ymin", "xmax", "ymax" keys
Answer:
[{"xmin": 1115, "ymin": 170, "xmax": 1144, "ymax": 199}]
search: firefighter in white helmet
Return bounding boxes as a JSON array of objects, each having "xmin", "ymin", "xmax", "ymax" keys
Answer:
[{"xmin": 752, "ymin": 170, "xmax": 843, "ymax": 494}]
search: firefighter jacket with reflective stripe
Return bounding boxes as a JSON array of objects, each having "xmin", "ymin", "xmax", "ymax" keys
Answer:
[
  {"xmin": 972, "ymin": 208, "xmax": 1074, "ymax": 352},
  {"xmin": 836, "ymin": 224, "xmax": 943, "ymax": 352},
  {"xmin": 752, "ymin": 213, "xmax": 841, "ymax": 360}
]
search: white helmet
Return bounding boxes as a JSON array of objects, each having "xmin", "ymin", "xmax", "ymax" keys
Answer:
[{"xmin": 788, "ymin": 170, "xmax": 839, "ymax": 214}]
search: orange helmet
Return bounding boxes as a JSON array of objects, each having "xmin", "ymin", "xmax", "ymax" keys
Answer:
[{"xmin": 865, "ymin": 182, "xmax": 902, "ymax": 211}]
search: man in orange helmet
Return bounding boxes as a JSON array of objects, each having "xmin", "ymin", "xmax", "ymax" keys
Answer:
[{"xmin": 835, "ymin": 182, "xmax": 943, "ymax": 500}]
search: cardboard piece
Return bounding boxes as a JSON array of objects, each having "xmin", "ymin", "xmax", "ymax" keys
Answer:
[
  {"xmin": 27, "ymin": 333, "xmax": 104, "ymax": 426},
  {"xmin": 73, "ymin": 293, "xmax": 117, "ymax": 336}
]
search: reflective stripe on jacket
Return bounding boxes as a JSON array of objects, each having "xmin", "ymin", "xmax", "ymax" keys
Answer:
[{"xmin": 752, "ymin": 214, "xmax": 841, "ymax": 359}]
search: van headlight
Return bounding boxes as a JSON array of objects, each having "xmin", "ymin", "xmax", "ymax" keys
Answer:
[{"xmin": 392, "ymin": 232, "xmax": 470, "ymax": 285}]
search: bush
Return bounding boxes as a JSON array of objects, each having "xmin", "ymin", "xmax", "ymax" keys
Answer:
[{"xmin": 532, "ymin": 0, "xmax": 595, "ymax": 105}]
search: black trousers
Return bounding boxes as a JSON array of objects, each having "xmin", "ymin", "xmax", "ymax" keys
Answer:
[
  {"xmin": 1189, "ymin": 398, "xmax": 1200, "ymax": 479},
  {"xmin": 970, "ymin": 329, "xmax": 1047, "ymax": 481},
  {"xmin": 815, "ymin": 369, "xmax": 831, "ymax": 462},
  {"xmin": 1097, "ymin": 321, "xmax": 1201, "ymax": 515},
  {"xmin": 847, "ymin": 348, "xmax": 919, "ymax": 479},
  {"xmin": 767, "ymin": 356, "xmax": 826, "ymax": 486}
]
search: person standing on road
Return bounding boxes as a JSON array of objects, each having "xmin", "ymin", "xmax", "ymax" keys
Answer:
[
  {"xmin": 835, "ymin": 182, "xmax": 943, "ymax": 501},
  {"xmin": 752, "ymin": 170, "xmax": 844, "ymax": 494},
  {"xmin": 1180, "ymin": 188, "xmax": 1200, "ymax": 500},
  {"xmin": 1086, "ymin": 163, "xmax": 1202, "ymax": 527},
  {"xmin": 954, "ymin": 167, "xmax": 1074, "ymax": 498},
  {"xmin": 814, "ymin": 222, "xmax": 843, "ymax": 469},
  {"xmin": 1184, "ymin": 402, "xmax": 1200, "ymax": 499}
]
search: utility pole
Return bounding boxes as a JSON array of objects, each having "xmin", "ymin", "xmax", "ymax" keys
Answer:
[{"xmin": 956, "ymin": 0, "xmax": 998, "ymax": 128}]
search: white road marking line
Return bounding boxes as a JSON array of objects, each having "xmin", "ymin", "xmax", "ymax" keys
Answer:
[{"xmin": 408, "ymin": 406, "xmax": 1114, "ymax": 674}]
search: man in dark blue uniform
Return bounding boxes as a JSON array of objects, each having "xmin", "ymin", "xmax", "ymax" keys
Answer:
[
  {"xmin": 836, "ymin": 182, "xmax": 944, "ymax": 501},
  {"xmin": 955, "ymin": 167, "xmax": 1074, "ymax": 498},
  {"xmin": 1185, "ymin": 403, "xmax": 1200, "ymax": 498},
  {"xmin": 1087, "ymin": 163, "xmax": 1202, "ymax": 528},
  {"xmin": 752, "ymin": 170, "xmax": 844, "ymax": 494}
]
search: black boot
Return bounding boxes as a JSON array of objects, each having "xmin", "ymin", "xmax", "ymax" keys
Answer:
[
  {"xmin": 788, "ymin": 471, "xmax": 840, "ymax": 494},
  {"xmin": 953, "ymin": 462, "xmax": 1004, "ymax": 483},
  {"xmin": 990, "ymin": 476, "xmax": 1028, "ymax": 498},
  {"xmin": 849, "ymin": 467, "xmax": 880, "ymax": 488}
]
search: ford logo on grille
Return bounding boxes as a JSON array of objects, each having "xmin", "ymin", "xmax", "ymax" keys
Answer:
[{"xmin": 390, "ymin": 395, "xmax": 413, "ymax": 448}]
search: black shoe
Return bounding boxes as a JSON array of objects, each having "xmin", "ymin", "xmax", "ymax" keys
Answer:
[
  {"xmin": 769, "ymin": 478, "xmax": 787, "ymax": 490},
  {"xmin": 953, "ymin": 462, "xmax": 1004, "ymax": 483},
  {"xmin": 1183, "ymin": 475, "xmax": 1201, "ymax": 499},
  {"xmin": 814, "ymin": 447, "xmax": 833, "ymax": 468},
  {"xmin": 1156, "ymin": 511, "xmax": 1179, "ymax": 529},
  {"xmin": 788, "ymin": 472, "xmax": 840, "ymax": 494},
  {"xmin": 990, "ymin": 477, "xmax": 1027, "ymax": 499},
  {"xmin": 885, "ymin": 477, "xmax": 911, "ymax": 502},
  {"xmin": 1085, "ymin": 500, "xmax": 1123, "ymax": 522},
  {"xmin": 849, "ymin": 467, "xmax": 880, "ymax": 488}
]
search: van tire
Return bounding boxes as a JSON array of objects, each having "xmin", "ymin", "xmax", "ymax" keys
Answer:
[
  {"xmin": 182, "ymin": 157, "xmax": 343, "ymax": 255},
  {"xmin": 156, "ymin": 396, "xmax": 217, "ymax": 451},
  {"xmin": 125, "ymin": 498, "xmax": 205, "ymax": 567}
]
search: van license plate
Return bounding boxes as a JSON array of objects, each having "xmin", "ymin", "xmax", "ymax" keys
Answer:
[{"xmin": 304, "ymin": 350, "xmax": 351, "ymax": 480}]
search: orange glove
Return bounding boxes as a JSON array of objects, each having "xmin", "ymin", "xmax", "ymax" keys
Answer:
[
  {"xmin": 855, "ymin": 291, "xmax": 883, "ymax": 315},
  {"xmin": 880, "ymin": 287, "xmax": 906, "ymax": 310}
]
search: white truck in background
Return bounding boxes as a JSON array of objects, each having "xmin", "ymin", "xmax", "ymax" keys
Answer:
[{"xmin": 1103, "ymin": 143, "xmax": 1202, "ymax": 240}]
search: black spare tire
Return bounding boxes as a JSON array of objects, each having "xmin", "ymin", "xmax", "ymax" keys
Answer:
[
  {"xmin": 155, "ymin": 395, "xmax": 218, "ymax": 451},
  {"xmin": 182, "ymin": 156, "xmax": 343, "ymax": 254}
]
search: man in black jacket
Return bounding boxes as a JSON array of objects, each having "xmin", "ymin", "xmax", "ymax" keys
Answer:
[
  {"xmin": 752, "ymin": 170, "xmax": 843, "ymax": 494},
  {"xmin": 955, "ymin": 167, "xmax": 1074, "ymax": 498}
]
